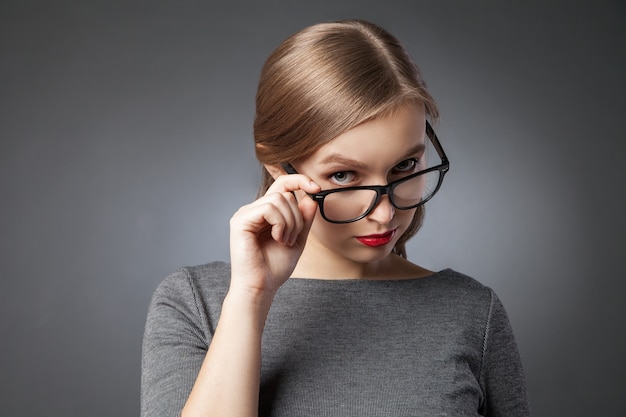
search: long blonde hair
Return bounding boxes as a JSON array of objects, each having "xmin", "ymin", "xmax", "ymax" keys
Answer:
[{"xmin": 253, "ymin": 19, "xmax": 439, "ymax": 258}]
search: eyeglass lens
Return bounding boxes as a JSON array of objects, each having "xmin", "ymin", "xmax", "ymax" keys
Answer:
[{"xmin": 321, "ymin": 169, "xmax": 442, "ymax": 222}]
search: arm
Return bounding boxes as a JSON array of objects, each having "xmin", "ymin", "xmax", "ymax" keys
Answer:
[
  {"xmin": 180, "ymin": 174, "xmax": 320, "ymax": 417},
  {"xmin": 180, "ymin": 290, "xmax": 271, "ymax": 417},
  {"xmin": 479, "ymin": 291, "xmax": 531, "ymax": 417}
]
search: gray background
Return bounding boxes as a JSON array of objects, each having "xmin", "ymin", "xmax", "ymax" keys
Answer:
[{"xmin": 1, "ymin": 0, "xmax": 624, "ymax": 416}]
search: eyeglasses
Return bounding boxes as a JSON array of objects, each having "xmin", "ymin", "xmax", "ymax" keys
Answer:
[{"xmin": 282, "ymin": 121, "xmax": 450, "ymax": 224}]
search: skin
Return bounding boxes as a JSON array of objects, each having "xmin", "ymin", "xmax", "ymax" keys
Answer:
[
  {"xmin": 290, "ymin": 102, "xmax": 433, "ymax": 280},
  {"xmin": 181, "ymin": 102, "xmax": 431, "ymax": 417}
]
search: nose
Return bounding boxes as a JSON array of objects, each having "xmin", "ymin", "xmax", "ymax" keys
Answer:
[{"xmin": 367, "ymin": 194, "xmax": 395, "ymax": 224}]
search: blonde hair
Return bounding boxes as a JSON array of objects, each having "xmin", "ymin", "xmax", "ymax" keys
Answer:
[{"xmin": 253, "ymin": 19, "xmax": 439, "ymax": 258}]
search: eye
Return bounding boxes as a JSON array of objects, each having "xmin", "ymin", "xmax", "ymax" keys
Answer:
[
  {"xmin": 329, "ymin": 171, "xmax": 356, "ymax": 185},
  {"xmin": 393, "ymin": 158, "xmax": 419, "ymax": 173}
]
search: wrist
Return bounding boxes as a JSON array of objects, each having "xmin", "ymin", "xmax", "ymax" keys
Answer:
[{"xmin": 223, "ymin": 285, "xmax": 275, "ymax": 318}]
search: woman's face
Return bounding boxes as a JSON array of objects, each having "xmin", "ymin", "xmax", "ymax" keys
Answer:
[{"xmin": 294, "ymin": 102, "xmax": 427, "ymax": 269}]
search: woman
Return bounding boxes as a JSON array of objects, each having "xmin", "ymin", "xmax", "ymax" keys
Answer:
[{"xmin": 141, "ymin": 19, "xmax": 530, "ymax": 416}]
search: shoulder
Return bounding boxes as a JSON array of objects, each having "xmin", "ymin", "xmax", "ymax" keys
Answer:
[
  {"xmin": 429, "ymin": 268, "xmax": 489, "ymax": 289},
  {"xmin": 154, "ymin": 260, "xmax": 230, "ymax": 295},
  {"xmin": 429, "ymin": 270, "xmax": 520, "ymax": 361},
  {"xmin": 423, "ymin": 268, "xmax": 494, "ymax": 308},
  {"xmin": 148, "ymin": 261, "xmax": 231, "ymax": 318}
]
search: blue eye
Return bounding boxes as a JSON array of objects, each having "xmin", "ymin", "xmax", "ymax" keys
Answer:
[{"xmin": 330, "ymin": 171, "xmax": 356, "ymax": 185}]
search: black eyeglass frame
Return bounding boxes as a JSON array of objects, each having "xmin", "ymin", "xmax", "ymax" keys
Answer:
[{"xmin": 281, "ymin": 121, "xmax": 450, "ymax": 224}]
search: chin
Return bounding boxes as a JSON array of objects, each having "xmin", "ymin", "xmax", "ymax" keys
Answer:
[{"xmin": 346, "ymin": 242, "xmax": 398, "ymax": 264}]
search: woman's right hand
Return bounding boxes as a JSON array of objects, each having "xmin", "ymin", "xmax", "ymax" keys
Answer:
[
  {"xmin": 182, "ymin": 174, "xmax": 320, "ymax": 417},
  {"xmin": 228, "ymin": 173, "xmax": 321, "ymax": 304}
]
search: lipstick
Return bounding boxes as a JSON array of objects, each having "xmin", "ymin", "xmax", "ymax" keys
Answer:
[{"xmin": 356, "ymin": 229, "xmax": 396, "ymax": 247}]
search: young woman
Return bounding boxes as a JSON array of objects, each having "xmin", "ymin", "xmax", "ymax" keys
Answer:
[{"xmin": 141, "ymin": 19, "xmax": 530, "ymax": 416}]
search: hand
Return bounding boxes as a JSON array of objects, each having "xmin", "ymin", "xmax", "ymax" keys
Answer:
[{"xmin": 228, "ymin": 174, "xmax": 320, "ymax": 303}]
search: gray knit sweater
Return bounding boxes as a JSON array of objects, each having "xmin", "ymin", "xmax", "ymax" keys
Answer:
[{"xmin": 141, "ymin": 261, "xmax": 530, "ymax": 416}]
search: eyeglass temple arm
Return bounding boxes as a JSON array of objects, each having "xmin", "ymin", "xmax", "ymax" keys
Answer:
[
  {"xmin": 281, "ymin": 163, "xmax": 298, "ymax": 174},
  {"xmin": 426, "ymin": 121, "xmax": 450, "ymax": 167}
]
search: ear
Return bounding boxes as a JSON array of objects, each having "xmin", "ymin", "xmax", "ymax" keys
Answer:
[{"xmin": 264, "ymin": 164, "xmax": 286, "ymax": 180}]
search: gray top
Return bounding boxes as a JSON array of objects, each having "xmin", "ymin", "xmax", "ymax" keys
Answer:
[{"xmin": 141, "ymin": 261, "xmax": 530, "ymax": 416}]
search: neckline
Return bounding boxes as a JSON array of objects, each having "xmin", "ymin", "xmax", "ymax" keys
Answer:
[{"xmin": 286, "ymin": 269, "xmax": 449, "ymax": 284}]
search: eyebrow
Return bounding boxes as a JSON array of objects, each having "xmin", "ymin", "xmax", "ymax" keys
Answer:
[
  {"xmin": 317, "ymin": 154, "xmax": 369, "ymax": 170},
  {"xmin": 399, "ymin": 143, "xmax": 427, "ymax": 160},
  {"xmin": 317, "ymin": 143, "xmax": 426, "ymax": 170}
]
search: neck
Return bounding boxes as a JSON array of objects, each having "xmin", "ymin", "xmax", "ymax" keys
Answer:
[{"xmin": 291, "ymin": 238, "xmax": 431, "ymax": 280}]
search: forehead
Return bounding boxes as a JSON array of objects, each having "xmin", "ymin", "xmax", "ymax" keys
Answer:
[{"xmin": 305, "ymin": 103, "xmax": 427, "ymax": 170}]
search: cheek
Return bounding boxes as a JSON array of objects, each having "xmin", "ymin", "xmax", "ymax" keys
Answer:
[
  {"xmin": 308, "ymin": 212, "xmax": 353, "ymax": 245},
  {"xmin": 310, "ymin": 211, "xmax": 340, "ymax": 235},
  {"xmin": 395, "ymin": 208, "xmax": 418, "ymax": 234},
  {"xmin": 399, "ymin": 207, "xmax": 417, "ymax": 222}
]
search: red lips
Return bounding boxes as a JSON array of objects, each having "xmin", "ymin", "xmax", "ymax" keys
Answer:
[{"xmin": 356, "ymin": 229, "xmax": 396, "ymax": 247}]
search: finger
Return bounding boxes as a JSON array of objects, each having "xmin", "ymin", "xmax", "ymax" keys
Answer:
[
  {"xmin": 260, "ymin": 175, "xmax": 318, "ymax": 246},
  {"xmin": 243, "ymin": 174, "xmax": 320, "ymax": 246},
  {"xmin": 271, "ymin": 191, "xmax": 302, "ymax": 246},
  {"xmin": 234, "ymin": 192, "xmax": 297, "ymax": 242},
  {"xmin": 283, "ymin": 191, "xmax": 305, "ymax": 246},
  {"xmin": 266, "ymin": 173, "xmax": 321, "ymax": 196},
  {"xmin": 250, "ymin": 193, "xmax": 295, "ymax": 245}
]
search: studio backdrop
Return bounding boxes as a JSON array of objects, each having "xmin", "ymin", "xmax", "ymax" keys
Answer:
[{"xmin": 1, "ymin": 1, "xmax": 624, "ymax": 416}]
